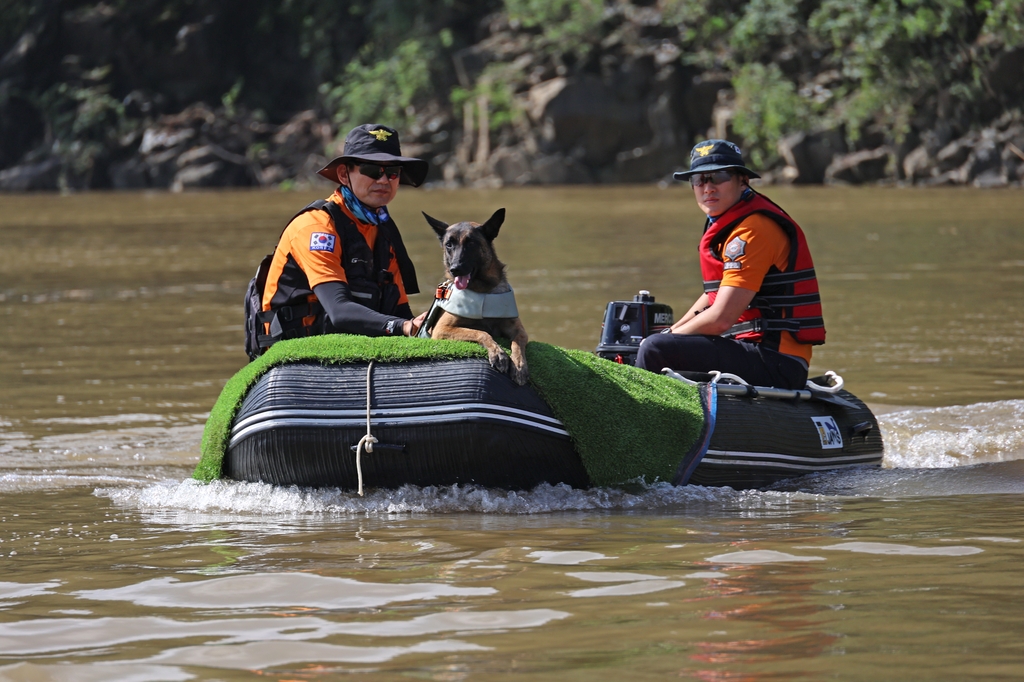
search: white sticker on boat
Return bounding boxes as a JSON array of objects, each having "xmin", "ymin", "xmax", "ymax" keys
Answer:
[{"xmin": 811, "ymin": 416, "xmax": 844, "ymax": 449}]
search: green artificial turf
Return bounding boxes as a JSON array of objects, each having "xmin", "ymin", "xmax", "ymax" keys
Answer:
[
  {"xmin": 524, "ymin": 342, "xmax": 704, "ymax": 486},
  {"xmin": 194, "ymin": 335, "xmax": 705, "ymax": 487}
]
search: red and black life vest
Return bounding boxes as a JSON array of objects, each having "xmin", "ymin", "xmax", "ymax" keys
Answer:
[{"xmin": 699, "ymin": 191, "xmax": 826, "ymax": 350}]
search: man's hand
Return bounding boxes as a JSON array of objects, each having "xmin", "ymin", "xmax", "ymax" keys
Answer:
[
  {"xmin": 403, "ymin": 311, "xmax": 429, "ymax": 337},
  {"xmin": 672, "ymin": 285, "xmax": 756, "ymax": 336}
]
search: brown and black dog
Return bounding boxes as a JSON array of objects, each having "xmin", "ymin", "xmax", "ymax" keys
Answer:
[{"xmin": 421, "ymin": 208, "xmax": 529, "ymax": 386}]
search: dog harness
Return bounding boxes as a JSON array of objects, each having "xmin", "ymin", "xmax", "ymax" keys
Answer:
[{"xmin": 418, "ymin": 281, "xmax": 520, "ymax": 338}]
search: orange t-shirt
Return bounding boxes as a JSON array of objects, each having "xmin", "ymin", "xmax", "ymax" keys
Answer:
[
  {"xmin": 715, "ymin": 213, "xmax": 812, "ymax": 364},
  {"xmin": 262, "ymin": 192, "xmax": 408, "ymax": 311}
]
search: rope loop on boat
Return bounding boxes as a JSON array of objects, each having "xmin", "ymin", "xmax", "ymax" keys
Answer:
[{"xmin": 355, "ymin": 360, "xmax": 378, "ymax": 497}]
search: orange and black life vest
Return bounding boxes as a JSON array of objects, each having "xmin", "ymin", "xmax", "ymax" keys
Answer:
[
  {"xmin": 699, "ymin": 191, "xmax": 826, "ymax": 350},
  {"xmin": 244, "ymin": 199, "xmax": 418, "ymax": 359}
]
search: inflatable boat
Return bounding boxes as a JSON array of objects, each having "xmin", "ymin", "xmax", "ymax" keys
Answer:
[{"xmin": 196, "ymin": 335, "xmax": 883, "ymax": 492}]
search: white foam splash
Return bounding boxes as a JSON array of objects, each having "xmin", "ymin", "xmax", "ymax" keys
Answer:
[
  {"xmin": 98, "ymin": 478, "xmax": 733, "ymax": 515},
  {"xmin": 879, "ymin": 399, "xmax": 1024, "ymax": 468}
]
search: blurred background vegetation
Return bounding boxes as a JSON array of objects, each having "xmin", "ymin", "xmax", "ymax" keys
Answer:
[{"xmin": 1, "ymin": 0, "xmax": 1021, "ymax": 187}]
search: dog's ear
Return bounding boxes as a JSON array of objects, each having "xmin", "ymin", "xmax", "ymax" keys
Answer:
[
  {"xmin": 480, "ymin": 208, "xmax": 505, "ymax": 242},
  {"xmin": 422, "ymin": 212, "xmax": 449, "ymax": 241}
]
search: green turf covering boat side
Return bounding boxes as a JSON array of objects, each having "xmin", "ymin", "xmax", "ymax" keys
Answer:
[
  {"xmin": 194, "ymin": 336, "xmax": 705, "ymax": 487},
  {"xmin": 524, "ymin": 342, "xmax": 704, "ymax": 487},
  {"xmin": 193, "ymin": 334, "xmax": 486, "ymax": 482}
]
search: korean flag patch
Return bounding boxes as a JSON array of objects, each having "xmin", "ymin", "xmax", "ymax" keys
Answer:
[{"xmin": 309, "ymin": 232, "xmax": 336, "ymax": 252}]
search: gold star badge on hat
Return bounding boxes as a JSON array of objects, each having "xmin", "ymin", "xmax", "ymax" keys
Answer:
[
  {"xmin": 695, "ymin": 143, "xmax": 714, "ymax": 157},
  {"xmin": 368, "ymin": 129, "xmax": 393, "ymax": 141}
]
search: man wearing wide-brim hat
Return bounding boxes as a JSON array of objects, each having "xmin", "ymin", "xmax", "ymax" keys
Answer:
[
  {"xmin": 252, "ymin": 124, "xmax": 429, "ymax": 356},
  {"xmin": 635, "ymin": 139, "xmax": 827, "ymax": 389}
]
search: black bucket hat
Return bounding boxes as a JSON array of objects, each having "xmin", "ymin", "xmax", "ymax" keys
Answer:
[
  {"xmin": 318, "ymin": 124, "xmax": 429, "ymax": 187},
  {"xmin": 673, "ymin": 139, "xmax": 761, "ymax": 180}
]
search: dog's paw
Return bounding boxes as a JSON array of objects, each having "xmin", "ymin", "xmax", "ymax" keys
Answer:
[
  {"xmin": 510, "ymin": 362, "xmax": 530, "ymax": 386},
  {"xmin": 488, "ymin": 347, "xmax": 510, "ymax": 374}
]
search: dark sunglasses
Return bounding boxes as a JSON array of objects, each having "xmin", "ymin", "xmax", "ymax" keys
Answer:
[
  {"xmin": 357, "ymin": 163, "xmax": 402, "ymax": 181},
  {"xmin": 689, "ymin": 170, "xmax": 735, "ymax": 187}
]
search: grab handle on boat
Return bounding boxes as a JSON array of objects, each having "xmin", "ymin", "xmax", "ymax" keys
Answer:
[
  {"xmin": 806, "ymin": 370, "xmax": 844, "ymax": 394},
  {"xmin": 662, "ymin": 368, "xmax": 812, "ymax": 401},
  {"xmin": 850, "ymin": 421, "xmax": 874, "ymax": 438},
  {"xmin": 661, "ymin": 368, "xmax": 700, "ymax": 386}
]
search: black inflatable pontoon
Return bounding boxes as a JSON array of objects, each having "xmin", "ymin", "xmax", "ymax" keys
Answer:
[
  {"xmin": 224, "ymin": 358, "xmax": 883, "ymax": 491},
  {"xmin": 672, "ymin": 371, "xmax": 884, "ymax": 488},
  {"xmin": 226, "ymin": 359, "xmax": 589, "ymax": 489}
]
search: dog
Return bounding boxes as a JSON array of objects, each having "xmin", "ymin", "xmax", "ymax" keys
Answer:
[{"xmin": 421, "ymin": 208, "xmax": 529, "ymax": 386}]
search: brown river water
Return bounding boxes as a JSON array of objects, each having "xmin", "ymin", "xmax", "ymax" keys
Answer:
[{"xmin": 1, "ymin": 186, "xmax": 1023, "ymax": 679}]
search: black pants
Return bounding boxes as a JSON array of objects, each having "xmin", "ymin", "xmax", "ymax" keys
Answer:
[{"xmin": 635, "ymin": 333, "xmax": 809, "ymax": 390}]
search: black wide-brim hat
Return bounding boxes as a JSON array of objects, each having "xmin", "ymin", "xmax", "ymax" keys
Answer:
[
  {"xmin": 317, "ymin": 123, "xmax": 429, "ymax": 187},
  {"xmin": 673, "ymin": 139, "xmax": 761, "ymax": 180}
]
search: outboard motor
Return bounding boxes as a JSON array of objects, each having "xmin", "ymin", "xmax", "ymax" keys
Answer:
[{"xmin": 596, "ymin": 290, "xmax": 674, "ymax": 365}]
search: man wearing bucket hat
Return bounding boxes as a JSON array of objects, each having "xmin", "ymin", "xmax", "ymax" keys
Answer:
[
  {"xmin": 248, "ymin": 124, "xmax": 429, "ymax": 357},
  {"xmin": 635, "ymin": 139, "xmax": 826, "ymax": 389}
]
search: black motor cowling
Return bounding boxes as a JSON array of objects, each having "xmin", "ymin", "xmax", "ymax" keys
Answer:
[{"xmin": 595, "ymin": 291, "xmax": 673, "ymax": 365}]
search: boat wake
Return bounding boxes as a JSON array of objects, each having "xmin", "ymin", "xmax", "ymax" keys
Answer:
[{"xmin": 878, "ymin": 399, "xmax": 1024, "ymax": 469}]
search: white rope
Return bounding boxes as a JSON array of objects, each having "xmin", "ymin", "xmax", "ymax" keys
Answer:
[
  {"xmin": 806, "ymin": 370, "xmax": 844, "ymax": 394},
  {"xmin": 355, "ymin": 360, "xmax": 377, "ymax": 497}
]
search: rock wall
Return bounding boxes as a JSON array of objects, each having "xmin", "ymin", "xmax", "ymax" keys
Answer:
[{"xmin": 1, "ymin": 2, "xmax": 1022, "ymax": 191}]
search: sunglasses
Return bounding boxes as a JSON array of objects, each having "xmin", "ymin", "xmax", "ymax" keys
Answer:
[
  {"xmin": 356, "ymin": 164, "xmax": 402, "ymax": 181},
  {"xmin": 689, "ymin": 170, "xmax": 735, "ymax": 187}
]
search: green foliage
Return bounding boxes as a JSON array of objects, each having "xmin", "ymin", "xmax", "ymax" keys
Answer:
[
  {"xmin": 35, "ymin": 76, "xmax": 131, "ymax": 178},
  {"xmin": 505, "ymin": 0, "xmax": 603, "ymax": 30},
  {"xmin": 322, "ymin": 38, "xmax": 434, "ymax": 131},
  {"xmin": 505, "ymin": 0, "xmax": 604, "ymax": 56},
  {"xmin": 468, "ymin": 65, "xmax": 525, "ymax": 131},
  {"xmin": 807, "ymin": 0, "xmax": 987, "ymax": 139},
  {"xmin": 981, "ymin": 0, "xmax": 1024, "ymax": 47},
  {"xmin": 660, "ymin": 0, "xmax": 740, "ymax": 67},
  {"xmin": 221, "ymin": 78, "xmax": 244, "ymax": 117},
  {"xmin": 732, "ymin": 63, "xmax": 815, "ymax": 168},
  {"xmin": 728, "ymin": 0, "xmax": 804, "ymax": 62}
]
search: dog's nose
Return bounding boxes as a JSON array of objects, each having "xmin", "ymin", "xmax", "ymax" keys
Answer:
[{"xmin": 449, "ymin": 263, "xmax": 470, "ymax": 276}]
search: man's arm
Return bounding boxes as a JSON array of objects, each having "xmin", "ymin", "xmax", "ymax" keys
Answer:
[
  {"xmin": 670, "ymin": 293, "xmax": 711, "ymax": 332},
  {"xmin": 670, "ymin": 285, "xmax": 756, "ymax": 336},
  {"xmin": 313, "ymin": 282, "xmax": 425, "ymax": 336}
]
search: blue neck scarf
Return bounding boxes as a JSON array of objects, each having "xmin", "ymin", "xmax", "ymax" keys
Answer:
[{"xmin": 340, "ymin": 185, "xmax": 390, "ymax": 226}]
